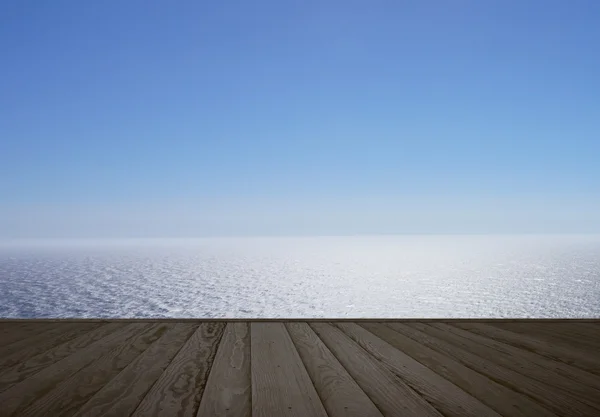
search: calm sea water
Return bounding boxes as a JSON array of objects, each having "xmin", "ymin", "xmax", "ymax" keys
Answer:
[{"xmin": 1, "ymin": 235, "xmax": 599, "ymax": 318}]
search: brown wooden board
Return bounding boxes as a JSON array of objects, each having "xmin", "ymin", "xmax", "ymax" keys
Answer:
[
  {"xmin": 0, "ymin": 322, "xmax": 150, "ymax": 416},
  {"xmin": 0, "ymin": 322, "xmax": 126, "ymax": 394},
  {"xmin": 336, "ymin": 322, "xmax": 500, "ymax": 417},
  {"xmin": 251, "ymin": 322, "xmax": 328, "ymax": 417},
  {"xmin": 196, "ymin": 323, "xmax": 252, "ymax": 417},
  {"xmin": 453, "ymin": 322, "xmax": 600, "ymax": 375},
  {"xmin": 396, "ymin": 322, "xmax": 600, "ymax": 417},
  {"xmin": 365, "ymin": 322, "xmax": 557, "ymax": 417},
  {"xmin": 18, "ymin": 323, "xmax": 169, "ymax": 417},
  {"xmin": 131, "ymin": 322, "xmax": 225, "ymax": 417},
  {"xmin": 310, "ymin": 322, "xmax": 443, "ymax": 417},
  {"xmin": 71, "ymin": 323, "xmax": 197, "ymax": 417},
  {"xmin": 286, "ymin": 322, "xmax": 383, "ymax": 417}
]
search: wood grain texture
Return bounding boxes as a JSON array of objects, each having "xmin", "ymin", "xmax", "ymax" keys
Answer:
[
  {"xmin": 286, "ymin": 322, "xmax": 383, "ymax": 417},
  {"xmin": 493, "ymin": 322, "xmax": 600, "ymax": 354},
  {"xmin": 18, "ymin": 323, "xmax": 169, "ymax": 417},
  {"xmin": 0, "ymin": 323, "xmax": 70, "ymax": 358},
  {"xmin": 454, "ymin": 322, "xmax": 600, "ymax": 375},
  {"xmin": 364, "ymin": 323, "xmax": 557, "ymax": 417},
  {"xmin": 0, "ymin": 322, "xmax": 149, "ymax": 416},
  {"xmin": 0, "ymin": 323, "xmax": 52, "ymax": 348},
  {"xmin": 0, "ymin": 323, "xmax": 100, "ymax": 371},
  {"xmin": 431, "ymin": 323, "xmax": 600, "ymax": 410},
  {"xmin": 336, "ymin": 322, "xmax": 500, "ymax": 417},
  {"xmin": 569, "ymin": 322, "xmax": 600, "ymax": 334},
  {"xmin": 399, "ymin": 322, "xmax": 600, "ymax": 417},
  {"xmin": 196, "ymin": 323, "xmax": 251, "ymax": 417},
  {"xmin": 310, "ymin": 322, "xmax": 443, "ymax": 417},
  {"xmin": 540, "ymin": 323, "xmax": 600, "ymax": 345},
  {"xmin": 251, "ymin": 322, "xmax": 328, "ymax": 417},
  {"xmin": 1, "ymin": 320, "xmax": 599, "ymax": 417},
  {"xmin": 72, "ymin": 323, "xmax": 198, "ymax": 417},
  {"xmin": 131, "ymin": 322, "xmax": 225, "ymax": 417},
  {"xmin": 0, "ymin": 322, "xmax": 126, "ymax": 393}
]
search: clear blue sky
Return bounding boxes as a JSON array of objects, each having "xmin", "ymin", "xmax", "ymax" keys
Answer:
[{"xmin": 1, "ymin": 0, "xmax": 599, "ymax": 237}]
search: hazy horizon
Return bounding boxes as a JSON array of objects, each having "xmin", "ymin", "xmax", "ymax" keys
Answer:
[
  {"xmin": 2, "ymin": 234, "xmax": 600, "ymax": 318},
  {"xmin": 2, "ymin": 194, "xmax": 600, "ymax": 238},
  {"xmin": 3, "ymin": 233, "xmax": 600, "ymax": 242}
]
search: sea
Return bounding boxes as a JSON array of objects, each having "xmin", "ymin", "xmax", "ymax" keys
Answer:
[{"xmin": 1, "ymin": 235, "xmax": 599, "ymax": 318}]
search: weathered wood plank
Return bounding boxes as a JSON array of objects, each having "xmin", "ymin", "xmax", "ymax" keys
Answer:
[
  {"xmin": 196, "ymin": 323, "xmax": 251, "ymax": 417},
  {"xmin": 18, "ymin": 323, "xmax": 170, "ymax": 417},
  {"xmin": 286, "ymin": 322, "xmax": 383, "ymax": 417},
  {"xmin": 395, "ymin": 322, "xmax": 600, "ymax": 417},
  {"xmin": 131, "ymin": 322, "xmax": 225, "ymax": 417},
  {"xmin": 0, "ymin": 322, "xmax": 36, "ymax": 335},
  {"xmin": 72, "ymin": 323, "xmax": 197, "ymax": 417},
  {"xmin": 571, "ymin": 322, "xmax": 600, "ymax": 334},
  {"xmin": 0, "ymin": 322, "xmax": 150, "ymax": 416},
  {"xmin": 0, "ymin": 323, "xmax": 68, "ymax": 356},
  {"xmin": 363, "ymin": 323, "xmax": 557, "ymax": 417},
  {"xmin": 1, "ymin": 319, "xmax": 598, "ymax": 417},
  {"xmin": 454, "ymin": 322, "xmax": 600, "ymax": 375},
  {"xmin": 0, "ymin": 323, "xmax": 52, "ymax": 347},
  {"xmin": 0, "ymin": 322, "xmax": 126, "ymax": 394},
  {"xmin": 251, "ymin": 322, "xmax": 328, "ymax": 417},
  {"xmin": 493, "ymin": 322, "xmax": 600, "ymax": 353},
  {"xmin": 0, "ymin": 323, "xmax": 101, "ymax": 371},
  {"xmin": 540, "ymin": 323, "xmax": 600, "ymax": 345},
  {"xmin": 431, "ymin": 323, "xmax": 600, "ymax": 410},
  {"xmin": 310, "ymin": 322, "xmax": 443, "ymax": 417},
  {"xmin": 336, "ymin": 322, "xmax": 500, "ymax": 417}
]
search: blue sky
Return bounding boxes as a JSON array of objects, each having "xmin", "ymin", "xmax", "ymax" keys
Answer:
[{"xmin": 1, "ymin": 0, "xmax": 599, "ymax": 237}]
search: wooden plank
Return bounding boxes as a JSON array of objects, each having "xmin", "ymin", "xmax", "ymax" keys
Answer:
[
  {"xmin": 0, "ymin": 322, "xmax": 35, "ymax": 333},
  {"xmin": 0, "ymin": 322, "xmax": 150, "ymax": 416},
  {"xmin": 454, "ymin": 322, "xmax": 600, "ymax": 375},
  {"xmin": 251, "ymin": 322, "xmax": 328, "ymax": 417},
  {"xmin": 0, "ymin": 323, "xmax": 81, "ymax": 359},
  {"xmin": 362, "ymin": 323, "xmax": 557, "ymax": 417},
  {"xmin": 0, "ymin": 322, "xmax": 45, "ymax": 334},
  {"xmin": 0, "ymin": 323, "xmax": 101, "ymax": 371},
  {"xmin": 72, "ymin": 323, "xmax": 198, "ymax": 417},
  {"xmin": 430, "ymin": 323, "xmax": 600, "ymax": 410},
  {"xmin": 286, "ymin": 322, "xmax": 383, "ymax": 417},
  {"xmin": 131, "ymin": 322, "xmax": 225, "ymax": 417},
  {"xmin": 0, "ymin": 322, "xmax": 126, "ymax": 394},
  {"xmin": 18, "ymin": 323, "xmax": 170, "ymax": 417},
  {"xmin": 573, "ymin": 322, "xmax": 600, "ymax": 332},
  {"xmin": 393, "ymin": 322, "xmax": 600, "ymax": 417},
  {"xmin": 336, "ymin": 322, "xmax": 500, "ymax": 417},
  {"xmin": 543, "ymin": 323, "xmax": 600, "ymax": 345},
  {"xmin": 310, "ymin": 322, "xmax": 443, "ymax": 417},
  {"xmin": 493, "ymin": 322, "xmax": 600, "ymax": 354},
  {"xmin": 196, "ymin": 323, "xmax": 251, "ymax": 417},
  {"xmin": 0, "ymin": 323, "xmax": 49, "ymax": 347}
]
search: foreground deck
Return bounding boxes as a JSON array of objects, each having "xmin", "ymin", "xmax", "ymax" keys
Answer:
[{"xmin": 0, "ymin": 320, "xmax": 599, "ymax": 416}]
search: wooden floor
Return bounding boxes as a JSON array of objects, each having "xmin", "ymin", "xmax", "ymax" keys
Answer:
[{"xmin": 1, "ymin": 320, "xmax": 599, "ymax": 416}]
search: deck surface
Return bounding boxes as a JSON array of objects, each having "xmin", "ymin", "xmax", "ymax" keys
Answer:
[{"xmin": 0, "ymin": 320, "xmax": 599, "ymax": 416}]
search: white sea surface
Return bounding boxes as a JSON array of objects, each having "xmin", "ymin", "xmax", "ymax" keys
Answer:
[{"xmin": 1, "ymin": 235, "xmax": 599, "ymax": 318}]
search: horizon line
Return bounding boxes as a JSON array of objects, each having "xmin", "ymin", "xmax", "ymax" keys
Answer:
[{"xmin": 2, "ymin": 232, "xmax": 600, "ymax": 240}]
